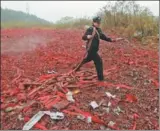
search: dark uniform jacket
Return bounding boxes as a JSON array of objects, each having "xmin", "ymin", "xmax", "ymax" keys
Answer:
[{"xmin": 82, "ymin": 26, "xmax": 112, "ymax": 53}]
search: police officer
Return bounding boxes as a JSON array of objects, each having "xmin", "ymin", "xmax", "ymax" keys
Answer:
[{"xmin": 75, "ymin": 16, "xmax": 117, "ymax": 81}]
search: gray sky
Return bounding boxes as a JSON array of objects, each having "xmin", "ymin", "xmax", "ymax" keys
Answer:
[{"xmin": 1, "ymin": 1, "xmax": 159, "ymax": 22}]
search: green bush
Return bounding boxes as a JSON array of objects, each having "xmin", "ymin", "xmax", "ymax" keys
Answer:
[
  {"xmin": 53, "ymin": 17, "xmax": 91, "ymax": 29},
  {"xmin": 97, "ymin": 1, "xmax": 158, "ymax": 40}
]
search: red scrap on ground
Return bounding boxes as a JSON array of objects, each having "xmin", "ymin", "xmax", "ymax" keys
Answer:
[{"xmin": 1, "ymin": 28, "xmax": 159, "ymax": 130}]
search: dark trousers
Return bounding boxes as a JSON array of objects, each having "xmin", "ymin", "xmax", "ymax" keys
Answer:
[{"xmin": 75, "ymin": 52, "xmax": 104, "ymax": 81}]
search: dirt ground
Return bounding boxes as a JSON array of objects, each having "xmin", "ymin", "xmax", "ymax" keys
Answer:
[{"xmin": 1, "ymin": 28, "xmax": 159, "ymax": 130}]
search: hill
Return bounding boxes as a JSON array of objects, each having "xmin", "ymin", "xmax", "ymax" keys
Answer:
[{"xmin": 1, "ymin": 8, "xmax": 53, "ymax": 28}]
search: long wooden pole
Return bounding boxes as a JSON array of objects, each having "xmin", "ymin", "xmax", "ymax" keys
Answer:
[{"xmin": 73, "ymin": 27, "xmax": 98, "ymax": 72}]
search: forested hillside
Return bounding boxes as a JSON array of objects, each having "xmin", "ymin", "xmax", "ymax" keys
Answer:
[{"xmin": 1, "ymin": 8, "xmax": 53, "ymax": 28}]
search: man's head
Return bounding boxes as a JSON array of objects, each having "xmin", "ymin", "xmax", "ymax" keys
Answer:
[{"xmin": 92, "ymin": 16, "xmax": 101, "ymax": 27}]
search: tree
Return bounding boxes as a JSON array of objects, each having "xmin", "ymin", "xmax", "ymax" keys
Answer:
[{"xmin": 98, "ymin": 1, "xmax": 158, "ymax": 40}]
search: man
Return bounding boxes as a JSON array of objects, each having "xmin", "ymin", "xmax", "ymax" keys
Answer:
[{"xmin": 74, "ymin": 16, "xmax": 117, "ymax": 81}]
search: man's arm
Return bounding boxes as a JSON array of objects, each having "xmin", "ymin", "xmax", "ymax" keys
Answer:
[
  {"xmin": 98, "ymin": 28, "xmax": 113, "ymax": 42},
  {"xmin": 82, "ymin": 27, "xmax": 93, "ymax": 41},
  {"xmin": 100, "ymin": 33, "xmax": 113, "ymax": 42}
]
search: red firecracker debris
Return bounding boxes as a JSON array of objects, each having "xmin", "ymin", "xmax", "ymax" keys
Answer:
[
  {"xmin": 125, "ymin": 94, "xmax": 138, "ymax": 103},
  {"xmin": 1, "ymin": 28, "xmax": 158, "ymax": 130}
]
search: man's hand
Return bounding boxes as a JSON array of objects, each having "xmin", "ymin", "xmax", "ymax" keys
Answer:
[
  {"xmin": 87, "ymin": 35, "xmax": 93, "ymax": 39},
  {"xmin": 112, "ymin": 39, "xmax": 117, "ymax": 42},
  {"xmin": 112, "ymin": 38, "xmax": 124, "ymax": 42}
]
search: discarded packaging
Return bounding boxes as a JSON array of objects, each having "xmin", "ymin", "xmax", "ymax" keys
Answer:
[
  {"xmin": 103, "ymin": 107, "xmax": 110, "ymax": 113},
  {"xmin": 86, "ymin": 116, "xmax": 92, "ymax": 123},
  {"xmin": 108, "ymin": 102, "xmax": 112, "ymax": 107},
  {"xmin": 108, "ymin": 121, "xmax": 115, "ymax": 127},
  {"xmin": 77, "ymin": 115, "xmax": 85, "ymax": 120},
  {"xmin": 154, "ymin": 108, "xmax": 158, "ymax": 113},
  {"xmin": 47, "ymin": 70, "xmax": 57, "ymax": 74},
  {"xmin": 113, "ymin": 106, "xmax": 124, "ymax": 115},
  {"xmin": 105, "ymin": 92, "xmax": 116, "ymax": 99},
  {"xmin": 23, "ymin": 111, "xmax": 45, "ymax": 130},
  {"xmin": 77, "ymin": 115, "xmax": 93, "ymax": 124},
  {"xmin": 18, "ymin": 114, "xmax": 24, "ymax": 121},
  {"xmin": 90, "ymin": 101, "xmax": 99, "ymax": 109},
  {"xmin": 66, "ymin": 91, "xmax": 75, "ymax": 102},
  {"xmin": 116, "ymin": 86, "xmax": 120, "ymax": 89},
  {"xmin": 77, "ymin": 115, "xmax": 92, "ymax": 123},
  {"xmin": 99, "ymin": 99, "xmax": 105, "ymax": 106},
  {"xmin": 44, "ymin": 111, "xmax": 64, "ymax": 120},
  {"xmin": 5, "ymin": 107, "xmax": 15, "ymax": 112},
  {"xmin": 100, "ymin": 125, "xmax": 106, "ymax": 130},
  {"xmin": 23, "ymin": 111, "xmax": 64, "ymax": 130}
]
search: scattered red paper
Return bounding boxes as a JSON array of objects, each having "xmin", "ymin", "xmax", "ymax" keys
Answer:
[
  {"xmin": 108, "ymin": 124, "xmax": 120, "ymax": 130},
  {"xmin": 151, "ymin": 79, "xmax": 159, "ymax": 89},
  {"xmin": 151, "ymin": 119, "xmax": 159, "ymax": 129},
  {"xmin": 45, "ymin": 96, "xmax": 61, "ymax": 109},
  {"xmin": 57, "ymin": 91, "xmax": 66, "ymax": 99},
  {"xmin": 38, "ymin": 74, "xmax": 55, "ymax": 81},
  {"xmin": 2, "ymin": 103, "xmax": 17, "ymax": 109},
  {"xmin": 132, "ymin": 121, "xmax": 137, "ymax": 130},
  {"xmin": 116, "ymin": 84, "xmax": 132, "ymax": 89},
  {"xmin": 17, "ymin": 93, "xmax": 27, "ymax": 101},
  {"xmin": 68, "ymin": 105, "xmax": 105, "ymax": 125},
  {"xmin": 133, "ymin": 113, "xmax": 139, "ymax": 120},
  {"xmin": 22, "ymin": 102, "xmax": 35, "ymax": 113},
  {"xmin": 1, "ymin": 28, "xmax": 158, "ymax": 130},
  {"xmin": 62, "ymin": 110, "xmax": 81, "ymax": 116},
  {"xmin": 10, "ymin": 87, "xmax": 21, "ymax": 96},
  {"xmin": 125, "ymin": 94, "xmax": 137, "ymax": 103}
]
